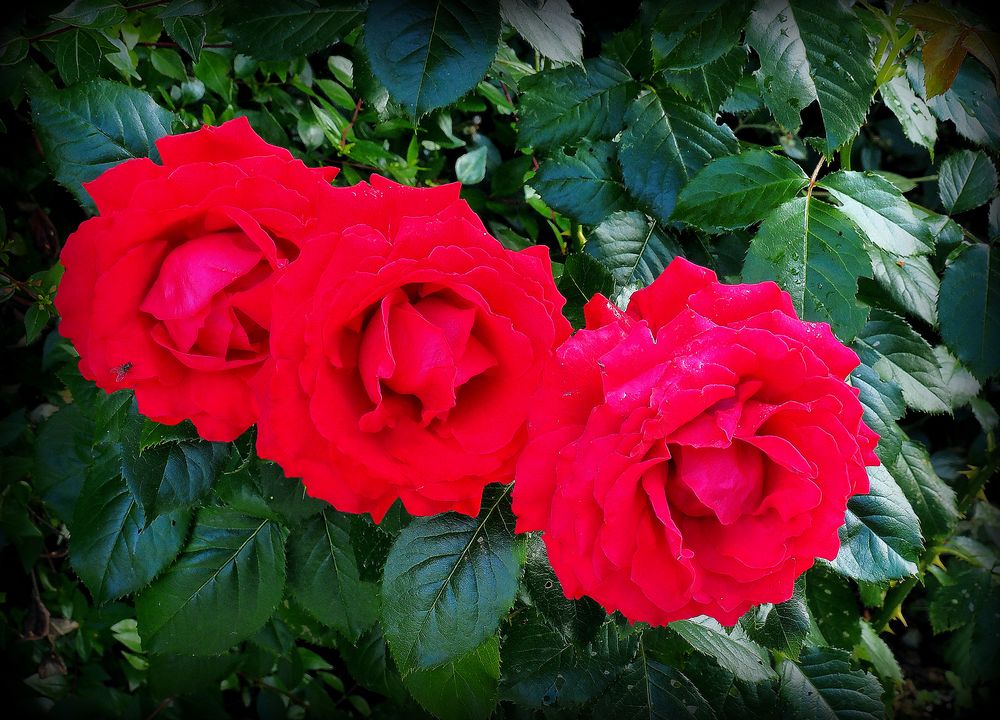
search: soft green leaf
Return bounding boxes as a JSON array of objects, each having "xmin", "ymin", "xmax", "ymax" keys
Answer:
[
  {"xmin": 881, "ymin": 74, "xmax": 937, "ymax": 156},
  {"xmin": 890, "ymin": 440, "xmax": 958, "ymax": 548},
  {"xmin": 587, "ymin": 211, "xmax": 682, "ymax": 290},
  {"xmin": 557, "ymin": 252, "xmax": 616, "ymax": 329},
  {"xmin": 866, "ymin": 247, "xmax": 939, "ymax": 326},
  {"xmin": 658, "ymin": 45, "xmax": 748, "ymax": 113},
  {"xmin": 149, "ymin": 47, "xmax": 187, "ymax": 81},
  {"xmin": 339, "ymin": 625, "xmax": 409, "ymax": 705},
  {"xmin": 71, "ymin": 467, "xmax": 190, "ymax": 604},
  {"xmin": 455, "ymin": 145, "xmax": 488, "ymax": 185},
  {"xmin": 854, "ymin": 620, "xmax": 902, "ymax": 687},
  {"xmin": 120, "ymin": 412, "xmax": 227, "ymax": 521},
  {"xmin": 820, "ymin": 170, "xmax": 935, "ymax": 256},
  {"xmin": 932, "ymin": 345, "xmax": 981, "ymax": 410},
  {"xmin": 30, "ymin": 80, "xmax": 173, "ymax": 213},
  {"xmin": 779, "ymin": 647, "xmax": 884, "ymax": 720},
  {"xmin": 854, "ymin": 310, "xmax": 951, "ymax": 414},
  {"xmin": 747, "ymin": 1, "xmax": 874, "ymax": 152},
  {"xmin": 517, "ymin": 56, "xmax": 636, "ymax": 150},
  {"xmin": 403, "ymin": 635, "xmax": 500, "ymax": 720},
  {"xmin": 531, "ymin": 140, "xmax": 628, "ymax": 225},
  {"xmin": 136, "ymin": 507, "xmax": 288, "ymax": 655},
  {"xmin": 54, "ymin": 29, "xmax": 107, "ymax": 85},
  {"xmin": 910, "ymin": 57, "xmax": 1000, "ymax": 151},
  {"xmin": 671, "ymin": 616, "xmax": 775, "ymax": 682},
  {"xmin": 225, "ymin": 0, "xmax": 364, "ymax": 61},
  {"xmin": 193, "ymin": 49, "xmax": 232, "ymax": 103},
  {"xmin": 938, "ymin": 149, "xmax": 998, "ymax": 214},
  {"xmin": 24, "ymin": 304, "xmax": 50, "ymax": 344},
  {"xmin": 288, "ymin": 510, "xmax": 379, "ymax": 641},
  {"xmin": 619, "ymin": 89, "xmax": 738, "ymax": 224},
  {"xmin": 363, "ymin": 0, "xmax": 500, "ymax": 117},
  {"xmin": 500, "ymin": 0, "xmax": 582, "ymax": 65},
  {"xmin": 673, "ymin": 149, "xmax": 808, "ymax": 231},
  {"xmin": 939, "ymin": 243, "xmax": 1000, "ymax": 380},
  {"xmin": 831, "ymin": 464, "xmax": 922, "ymax": 583},
  {"xmin": 850, "ymin": 362, "xmax": 905, "ymax": 465},
  {"xmin": 163, "ymin": 15, "xmax": 207, "ymax": 61},
  {"xmin": 742, "ymin": 579, "xmax": 810, "ymax": 658},
  {"xmin": 381, "ymin": 486, "xmax": 519, "ymax": 674},
  {"xmin": 743, "ymin": 196, "xmax": 872, "ymax": 341}
]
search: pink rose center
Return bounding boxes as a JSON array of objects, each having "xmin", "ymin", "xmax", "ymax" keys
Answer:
[{"xmin": 356, "ymin": 285, "xmax": 497, "ymax": 431}]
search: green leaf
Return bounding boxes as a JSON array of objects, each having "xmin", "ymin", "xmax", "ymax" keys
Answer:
[
  {"xmin": 531, "ymin": 140, "xmax": 628, "ymax": 225},
  {"xmin": 853, "ymin": 310, "xmax": 951, "ymax": 414},
  {"xmin": 215, "ymin": 456, "xmax": 324, "ymax": 525},
  {"xmin": 890, "ymin": 440, "xmax": 958, "ymax": 543},
  {"xmin": 747, "ymin": 1, "xmax": 874, "ymax": 152},
  {"xmin": 658, "ymin": 45, "xmax": 748, "ymax": 113},
  {"xmin": 519, "ymin": 535, "xmax": 605, "ymax": 646},
  {"xmin": 850, "ymin": 362, "xmax": 905, "ymax": 465},
  {"xmin": 71, "ymin": 467, "xmax": 190, "ymax": 604},
  {"xmin": 34, "ymin": 404, "xmax": 95, "ymax": 520},
  {"xmin": 24, "ymin": 304, "xmax": 50, "ymax": 344},
  {"xmin": 517, "ymin": 57, "xmax": 636, "ymax": 150},
  {"xmin": 939, "ymin": 243, "xmax": 1000, "ymax": 380},
  {"xmin": 650, "ymin": 0, "xmax": 751, "ymax": 71},
  {"xmin": 147, "ymin": 652, "xmax": 242, "ymax": 699},
  {"xmin": 933, "ymin": 345, "xmax": 980, "ymax": 409},
  {"xmin": 30, "ymin": 80, "xmax": 173, "ymax": 213},
  {"xmin": 670, "ymin": 617, "xmax": 776, "ymax": 683},
  {"xmin": 363, "ymin": 0, "xmax": 500, "ymax": 118},
  {"xmin": 587, "ymin": 211, "xmax": 682, "ymax": 290},
  {"xmin": 53, "ymin": 29, "xmax": 108, "ymax": 85},
  {"xmin": 163, "ymin": 16, "xmax": 207, "ymax": 61},
  {"xmin": 120, "ymin": 412, "xmax": 227, "ymax": 521},
  {"xmin": 831, "ymin": 464, "xmax": 922, "ymax": 583},
  {"xmin": 499, "ymin": 608, "xmax": 637, "ymax": 708},
  {"xmin": 455, "ymin": 145, "xmax": 488, "ymax": 185},
  {"xmin": 340, "ymin": 625, "xmax": 410, "ymax": 705},
  {"xmin": 820, "ymin": 171, "xmax": 935, "ymax": 256},
  {"xmin": 591, "ymin": 648, "xmax": 718, "ymax": 720},
  {"xmin": 911, "ymin": 57, "xmax": 1000, "ymax": 151},
  {"xmin": 938, "ymin": 150, "xmax": 998, "ymax": 214},
  {"xmin": 928, "ymin": 563, "xmax": 1000, "ymax": 686},
  {"xmin": 225, "ymin": 0, "xmax": 364, "ymax": 61},
  {"xmin": 288, "ymin": 510, "xmax": 379, "ymax": 641},
  {"xmin": 193, "ymin": 49, "xmax": 232, "ymax": 104},
  {"xmin": 866, "ymin": 247, "xmax": 939, "ymax": 327},
  {"xmin": 743, "ymin": 196, "xmax": 872, "ymax": 341},
  {"xmin": 136, "ymin": 507, "xmax": 288, "ymax": 655},
  {"xmin": 499, "ymin": 0, "xmax": 582, "ymax": 65},
  {"xmin": 673, "ymin": 149, "xmax": 808, "ymax": 231},
  {"xmin": 557, "ymin": 252, "xmax": 616, "ymax": 329},
  {"xmin": 149, "ymin": 47, "xmax": 187, "ymax": 81},
  {"xmin": 403, "ymin": 635, "xmax": 500, "ymax": 720},
  {"xmin": 51, "ymin": 0, "xmax": 126, "ymax": 28},
  {"xmin": 742, "ymin": 579, "xmax": 810, "ymax": 658},
  {"xmin": 881, "ymin": 74, "xmax": 937, "ymax": 157},
  {"xmin": 807, "ymin": 565, "xmax": 862, "ymax": 650},
  {"xmin": 381, "ymin": 486, "xmax": 519, "ymax": 674},
  {"xmin": 619, "ymin": 89, "xmax": 739, "ymax": 224},
  {"xmin": 779, "ymin": 647, "xmax": 884, "ymax": 720},
  {"xmin": 854, "ymin": 620, "xmax": 902, "ymax": 687}
]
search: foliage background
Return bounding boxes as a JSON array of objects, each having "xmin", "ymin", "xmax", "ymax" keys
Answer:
[{"xmin": 0, "ymin": 0, "xmax": 998, "ymax": 718}]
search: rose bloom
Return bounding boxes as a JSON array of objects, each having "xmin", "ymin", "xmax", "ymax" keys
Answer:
[
  {"xmin": 255, "ymin": 176, "xmax": 570, "ymax": 520},
  {"xmin": 512, "ymin": 257, "xmax": 879, "ymax": 625},
  {"xmin": 55, "ymin": 118, "xmax": 339, "ymax": 441}
]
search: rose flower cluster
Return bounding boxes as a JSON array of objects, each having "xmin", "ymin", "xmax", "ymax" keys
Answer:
[{"xmin": 56, "ymin": 119, "xmax": 878, "ymax": 626}]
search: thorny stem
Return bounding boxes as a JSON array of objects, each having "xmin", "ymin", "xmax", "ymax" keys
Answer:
[{"xmin": 339, "ymin": 98, "xmax": 363, "ymax": 151}]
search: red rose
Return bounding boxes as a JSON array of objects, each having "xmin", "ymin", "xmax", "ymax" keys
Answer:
[
  {"xmin": 255, "ymin": 176, "xmax": 570, "ymax": 520},
  {"xmin": 512, "ymin": 257, "xmax": 879, "ymax": 626},
  {"xmin": 55, "ymin": 118, "xmax": 339, "ymax": 441}
]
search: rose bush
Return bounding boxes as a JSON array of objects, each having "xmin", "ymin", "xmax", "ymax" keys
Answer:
[
  {"xmin": 255, "ymin": 176, "xmax": 570, "ymax": 519},
  {"xmin": 55, "ymin": 117, "xmax": 339, "ymax": 441},
  {"xmin": 513, "ymin": 258, "xmax": 880, "ymax": 625}
]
